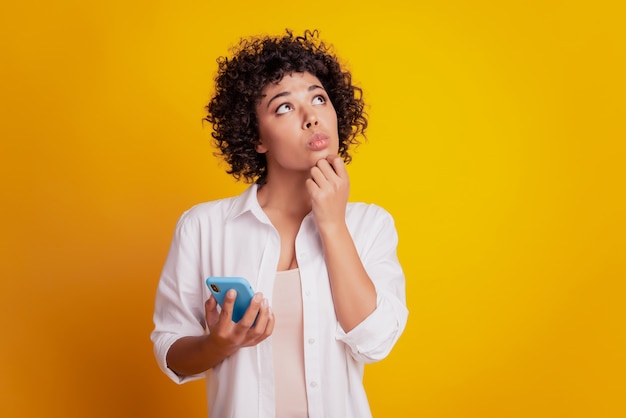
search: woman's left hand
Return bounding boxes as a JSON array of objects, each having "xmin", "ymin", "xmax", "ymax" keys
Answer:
[{"xmin": 306, "ymin": 155, "xmax": 350, "ymax": 231}]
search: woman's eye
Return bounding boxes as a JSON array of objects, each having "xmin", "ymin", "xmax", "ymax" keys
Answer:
[
  {"xmin": 276, "ymin": 103, "xmax": 293, "ymax": 114},
  {"xmin": 312, "ymin": 95, "xmax": 326, "ymax": 105}
]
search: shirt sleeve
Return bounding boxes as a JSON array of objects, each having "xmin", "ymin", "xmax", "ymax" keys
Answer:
[
  {"xmin": 336, "ymin": 205, "xmax": 409, "ymax": 363},
  {"xmin": 150, "ymin": 211, "xmax": 207, "ymax": 384}
]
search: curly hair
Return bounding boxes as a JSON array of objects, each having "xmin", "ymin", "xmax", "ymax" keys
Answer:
[{"xmin": 204, "ymin": 29, "xmax": 368, "ymax": 185}]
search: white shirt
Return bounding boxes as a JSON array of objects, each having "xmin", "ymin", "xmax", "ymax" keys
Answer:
[{"xmin": 151, "ymin": 184, "xmax": 408, "ymax": 418}]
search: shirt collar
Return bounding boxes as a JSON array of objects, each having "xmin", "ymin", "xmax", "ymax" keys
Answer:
[{"xmin": 228, "ymin": 183, "xmax": 271, "ymax": 224}]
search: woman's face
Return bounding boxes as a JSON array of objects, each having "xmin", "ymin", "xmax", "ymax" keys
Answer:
[{"xmin": 255, "ymin": 72, "xmax": 339, "ymax": 178}]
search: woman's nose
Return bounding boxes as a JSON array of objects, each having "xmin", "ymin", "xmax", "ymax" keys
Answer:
[{"xmin": 304, "ymin": 116, "xmax": 319, "ymax": 129}]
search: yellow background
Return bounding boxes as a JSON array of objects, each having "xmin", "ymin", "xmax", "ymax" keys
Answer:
[{"xmin": 1, "ymin": 1, "xmax": 624, "ymax": 417}]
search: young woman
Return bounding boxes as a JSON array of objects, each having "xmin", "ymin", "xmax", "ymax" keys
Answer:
[{"xmin": 151, "ymin": 29, "xmax": 408, "ymax": 418}]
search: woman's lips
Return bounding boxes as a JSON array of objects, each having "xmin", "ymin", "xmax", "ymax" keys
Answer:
[{"xmin": 308, "ymin": 133, "xmax": 329, "ymax": 151}]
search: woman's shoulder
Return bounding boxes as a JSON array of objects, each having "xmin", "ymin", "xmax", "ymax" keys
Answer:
[
  {"xmin": 175, "ymin": 194, "xmax": 243, "ymax": 228},
  {"xmin": 346, "ymin": 201, "xmax": 395, "ymax": 223},
  {"xmin": 185, "ymin": 196, "xmax": 236, "ymax": 214},
  {"xmin": 179, "ymin": 185, "xmax": 256, "ymax": 223},
  {"xmin": 347, "ymin": 201, "xmax": 391, "ymax": 213}
]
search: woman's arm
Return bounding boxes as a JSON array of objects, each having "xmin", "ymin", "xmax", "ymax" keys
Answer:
[
  {"xmin": 307, "ymin": 155, "xmax": 377, "ymax": 332},
  {"xmin": 167, "ymin": 291, "xmax": 274, "ymax": 376}
]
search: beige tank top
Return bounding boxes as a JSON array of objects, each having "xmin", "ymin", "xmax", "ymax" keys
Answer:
[{"xmin": 272, "ymin": 268, "xmax": 308, "ymax": 417}]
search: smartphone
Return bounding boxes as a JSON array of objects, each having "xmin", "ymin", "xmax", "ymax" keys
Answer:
[{"xmin": 205, "ymin": 276, "xmax": 255, "ymax": 323}]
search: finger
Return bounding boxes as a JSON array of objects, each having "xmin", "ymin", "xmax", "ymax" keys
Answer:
[
  {"xmin": 309, "ymin": 165, "xmax": 330, "ymax": 187},
  {"xmin": 316, "ymin": 158, "xmax": 343, "ymax": 182},
  {"xmin": 219, "ymin": 289, "xmax": 237, "ymax": 322},
  {"xmin": 251, "ymin": 297, "xmax": 271, "ymax": 330},
  {"xmin": 264, "ymin": 308, "xmax": 275, "ymax": 336},
  {"xmin": 326, "ymin": 155, "xmax": 348, "ymax": 178},
  {"xmin": 205, "ymin": 294, "xmax": 218, "ymax": 312},
  {"xmin": 204, "ymin": 295, "xmax": 220, "ymax": 328},
  {"xmin": 235, "ymin": 292, "xmax": 264, "ymax": 330},
  {"xmin": 305, "ymin": 177, "xmax": 319, "ymax": 197},
  {"xmin": 205, "ymin": 294, "xmax": 219, "ymax": 316},
  {"xmin": 316, "ymin": 157, "xmax": 333, "ymax": 174},
  {"xmin": 247, "ymin": 304, "xmax": 274, "ymax": 346}
]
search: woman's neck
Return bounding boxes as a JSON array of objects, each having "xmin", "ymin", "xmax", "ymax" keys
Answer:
[{"xmin": 257, "ymin": 173, "xmax": 312, "ymax": 219}]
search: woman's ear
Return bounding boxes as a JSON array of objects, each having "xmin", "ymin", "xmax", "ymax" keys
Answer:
[{"xmin": 256, "ymin": 140, "xmax": 267, "ymax": 153}]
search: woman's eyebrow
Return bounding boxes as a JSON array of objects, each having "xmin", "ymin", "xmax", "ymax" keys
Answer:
[
  {"xmin": 308, "ymin": 84, "xmax": 325, "ymax": 92},
  {"xmin": 266, "ymin": 91, "xmax": 290, "ymax": 108},
  {"xmin": 266, "ymin": 84, "xmax": 326, "ymax": 108}
]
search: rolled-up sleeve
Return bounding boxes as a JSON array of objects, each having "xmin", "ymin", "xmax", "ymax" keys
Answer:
[
  {"xmin": 150, "ymin": 211, "xmax": 207, "ymax": 384},
  {"xmin": 336, "ymin": 205, "xmax": 409, "ymax": 363}
]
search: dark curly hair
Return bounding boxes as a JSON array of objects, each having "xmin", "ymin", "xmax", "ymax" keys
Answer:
[{"xmin": 204, "ymin": 29, "xmax": 368, "ymax": 185}]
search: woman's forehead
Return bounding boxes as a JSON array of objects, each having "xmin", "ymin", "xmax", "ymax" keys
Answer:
[{"xmin": 261, "ymin": 72, "xmax": 321, "ymax": 94}]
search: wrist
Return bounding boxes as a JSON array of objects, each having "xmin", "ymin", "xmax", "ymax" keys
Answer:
[
  {"xmin": 317, "ymin": 220, "xmax": 348, "ymax": 238},
  {"xmin": 204, "ymin": 333, "xmax": 238, "ymax": 359}
]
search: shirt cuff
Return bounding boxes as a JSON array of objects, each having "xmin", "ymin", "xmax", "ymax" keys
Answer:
[
  {"xmin": 335, "ymin": 293, "xmax": 406, "ymax": 363},
  {"xmin": 153, "ymin": 333, "xmax": 205, "ymax": 384}
]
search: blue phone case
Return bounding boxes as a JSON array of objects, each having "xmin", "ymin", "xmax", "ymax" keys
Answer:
[{"xmin": 205, "ymin": 277, "xmax": 255, "ymax": 323}]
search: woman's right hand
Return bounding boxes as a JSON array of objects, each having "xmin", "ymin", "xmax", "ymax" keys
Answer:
[
  {"xmin": 205, "ymin": 290, "xmax": 274, "ymax": 357},
  {"xmin": 166, "ymin": 290, "xmax": 274, "ymax": 376}
]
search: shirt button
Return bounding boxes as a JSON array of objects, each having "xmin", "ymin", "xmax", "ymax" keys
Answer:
[
  {"xmin": 310, "ymin": 381, "xmax": 318, "ymax": 388},
  {"xmin": 305, "ymin": 290, "xmax": 311, "ymax": 296},
  {"xmin": 308, "ymin": 338, "xmax": 315, "ymax": 344}
]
